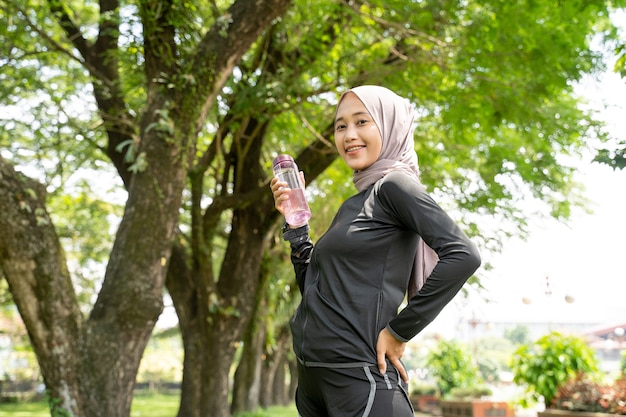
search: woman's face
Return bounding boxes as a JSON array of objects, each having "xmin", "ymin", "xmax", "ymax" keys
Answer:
[{"xmin": 334, "ymin": 92, "xmax": 383, "ymax": 171}]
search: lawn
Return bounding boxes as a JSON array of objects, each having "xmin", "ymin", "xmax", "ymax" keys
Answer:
[{"xmin": 0, "ymin": 394, "xmax": 299, "ymax": 417}]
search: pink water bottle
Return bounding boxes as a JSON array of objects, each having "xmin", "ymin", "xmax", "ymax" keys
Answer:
[{"xmin": 273, "ymin": 154, "xmax": 311, "ymax": 227}]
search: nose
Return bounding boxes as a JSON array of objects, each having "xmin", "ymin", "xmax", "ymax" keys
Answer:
[{"xmin": 344, "ymin": 124, "xmax": 358, "ymax": 142}]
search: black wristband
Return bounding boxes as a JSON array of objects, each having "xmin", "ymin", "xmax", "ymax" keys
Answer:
[{"xmin": 282, "ymin": 222, "xmax": 310, "ymax": 241}]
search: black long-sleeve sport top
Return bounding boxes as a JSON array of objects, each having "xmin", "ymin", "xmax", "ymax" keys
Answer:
[{"xmin": 286, "ymin": 171, "xmax": 481, "ymax": 367}]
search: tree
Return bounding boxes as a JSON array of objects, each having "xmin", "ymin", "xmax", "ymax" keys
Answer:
[
  {"xmin": 1, "ymin": 0, "xmax": 626, "ymax": 416},
  {"xmin": 594, "ymin": 145, "xmax": 626, "ymax": 170},
  {"xmin": 594, "ymin": 16, "xmax": 626, "ymax": 171},
  {"xmin": 0, "ymin": 0, "xmax": 292, "ymax": 416}
]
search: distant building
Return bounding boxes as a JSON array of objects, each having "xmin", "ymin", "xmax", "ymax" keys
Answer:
[{"xmin": 583, "ymin": 322, "xmax": 626, "ymax": 373}]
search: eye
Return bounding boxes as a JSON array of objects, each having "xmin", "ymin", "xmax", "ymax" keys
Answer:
[
  {"xmin": 356, "ymin": 119, "xmax": 369, "ymax": 126},
  {"xmin": 334, "ymin": 123, "xmax": 346, "ymax": 131}
]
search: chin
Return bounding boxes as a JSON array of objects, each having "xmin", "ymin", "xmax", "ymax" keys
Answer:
[
  {"xmin": 351, "ymin": 162, "xmax": 373, "ymax": 171},
  {"xmin": 348, "ymin": 164, "xmax": 366, "ymax": 171},
  {"xmin": 343, "ymin": 156, "xmax": 373, "ymax": 171}
]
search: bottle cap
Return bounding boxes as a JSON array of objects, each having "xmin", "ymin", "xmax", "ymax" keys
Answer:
[{"xmin": 273, "ymin": 154, "xmax": 294, "ymax": 166}]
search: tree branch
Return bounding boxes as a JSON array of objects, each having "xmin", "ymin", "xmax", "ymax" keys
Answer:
[
  {"xmin": 190, "ymin": 0, "xmax": 294, "ymax": 134},
  {"xmin": 0, "ymin": 156, "xmax": 82, "ymax": 378}
]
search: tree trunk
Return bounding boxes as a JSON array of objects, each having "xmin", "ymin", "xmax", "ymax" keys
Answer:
[
  {"xmin": 272, "ymin": 353, "xmax": 289, "ymax": 406},
  {"xmin": 178, "ymin": 323, "xmax": 239, "ymax": 417},
  {"xmin": 271, "ymin": 327, "xmax": 293, "ymax": 406},
  {"xmin": 231, "ymin": 317, "xmax": 266, "ymax": 414},
  {"xmin": 259, "ymin": 352, "xmax": 277, "ymax": 409},
  {"xmin": 259, "ymin": 325, "xmax": 291, "ymax": 408},
  {"xmin": 174, "ymin": 290, "xmax": 264, "ymax": 417},
  {"xmin": 166, "ymin": 245, "xmax": 249, "ymax": 417},
  {"xmin": 288, "ymin": 356, "xmax": 298, "ymax": 401},
  {"xmin": 168, "ymin": 203, "xmax": 271, "ymax": 417},
  {"xmin": 0, "ymin": 158, "xmax": 85, "ymax": 415}
]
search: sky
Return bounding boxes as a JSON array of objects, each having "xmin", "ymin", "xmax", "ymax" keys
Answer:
[
  {"xmin": 476, "ymin": 161, "xmax": 626, "ymax": 325},
  {"xmin": 425, "ymin": 18, "xmax": 626, "ymax": 337}
]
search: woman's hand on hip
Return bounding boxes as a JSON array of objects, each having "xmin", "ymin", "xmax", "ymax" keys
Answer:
[{"xmin": 376, "ymin": 327, "xmax": 408, "ymax": 384}]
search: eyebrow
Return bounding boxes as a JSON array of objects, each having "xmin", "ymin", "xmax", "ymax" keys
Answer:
[{"xmin": 334, "ymin": 111, "xmax": 371, "ymax": 124}]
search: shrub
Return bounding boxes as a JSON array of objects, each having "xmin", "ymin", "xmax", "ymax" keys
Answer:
[
  {"xmin": 510, "ymin": 331, "xmax": 599, "ymax": 408},
  {"xmin": 426, "ymin": 339, "xmax": 481, "ymax": 397},
  {"xmin": 552, "ymin": 374, "xmax": 626, "ymax": 415},
  {"xmin": 448, "ymin": 386, "xmax": 493, "ymax": 399},
  {"xmin": 410, "ymin": 383, "xmax": 438, "ymax": 396}
]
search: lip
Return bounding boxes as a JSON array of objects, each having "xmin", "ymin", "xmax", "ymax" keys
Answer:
[{"xmin": 345, "ymin": 145, "xmax": 365, "ymax": 154}]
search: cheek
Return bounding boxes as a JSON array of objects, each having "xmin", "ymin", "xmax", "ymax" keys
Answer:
[
  {"xmin": 373, "ymin": 142, "xmax": 382, "ymax": 158},
  {"xmin": 367, "ymin": 126, "xmax": 383, "ymax": 150},
  {"xmin": 334, "ymin": 137, "xmax": 344, "ymax": 155},
  {"xmin": 371, "ymin": 137, "xmax": 383, "ymax": 158}
]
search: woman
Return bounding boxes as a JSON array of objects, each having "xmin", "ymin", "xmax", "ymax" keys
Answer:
[{"xmin": 270, "ymin": 85, "xmax": 481, "ymax": 417}]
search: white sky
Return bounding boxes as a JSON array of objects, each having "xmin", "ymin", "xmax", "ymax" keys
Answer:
[
  {"xmin": 427, "ymin": 17, "xmax": 626, "ymax": 336},
  {"xmin": 477, "ymin": 161, "xmax": 626, "ymax": 325}
]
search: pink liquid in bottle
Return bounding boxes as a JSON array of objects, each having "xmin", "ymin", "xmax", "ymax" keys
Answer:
[
  {"xmin": 282, "ymin": 187, "xmax": 311, "ymax": 227},
  {"xmin": 273, "ymin": 155, "xmax": 311, "ymax": 227}
]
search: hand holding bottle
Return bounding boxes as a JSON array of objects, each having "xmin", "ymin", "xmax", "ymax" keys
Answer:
[{"xmin": 271, "ymin": 155, "xmax": 311, "ymax": 227}]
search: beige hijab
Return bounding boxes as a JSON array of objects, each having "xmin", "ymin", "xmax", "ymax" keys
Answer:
[{"xmin": 338, "ymin": 85, "xmax": 438, "ymax": 299}]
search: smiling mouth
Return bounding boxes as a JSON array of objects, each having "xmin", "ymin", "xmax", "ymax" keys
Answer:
[{"xmin": 346, "ymin": 145, "xmax": 365, "ymax": 153}]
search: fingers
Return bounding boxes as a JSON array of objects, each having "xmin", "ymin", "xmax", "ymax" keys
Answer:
[
  {"xmin": 270, "ymin": 177, "xmax": 289, "ymax": 213},
  {"xmin": 392, "ymin": 358, "xmax": 409, "ymax": 384},
  {"xmin": 377, "ymin": 347, "xmax": 408, "ymax": 384},
  {"xmin": 270, "ymin": 171, "xmax": 305, "ymax": 213},
  {"xmin": 376, "ymin": 328, "xmax": 409, "ymax": 384},
  {"xmin": 270, "ymin": 176, "xmax": 284, "ymax": 192},
  {"xmin": 377, "ymin": 349, "xmax": 387, "ymax": 375}
]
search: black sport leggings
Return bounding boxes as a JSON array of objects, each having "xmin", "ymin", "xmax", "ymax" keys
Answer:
[{"xmin": 295, "ymin": 362, "xmax": 414, "ymax": 417}]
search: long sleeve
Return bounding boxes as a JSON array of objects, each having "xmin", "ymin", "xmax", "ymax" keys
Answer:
[
  {"xmin": 283, "ymin": 224, "xmax": 313, "ymax": 294},
  {"xmin": 387, "ymin": 238, "xmax": 480, "ymax": 341},
  {"xmin": 378, "ymin": 173, "xmax": 482, "ymax": 341}
]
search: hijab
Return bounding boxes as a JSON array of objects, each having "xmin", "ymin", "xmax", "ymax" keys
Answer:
[
  {"xmin": 343, "ymin": 85, "xmax": 421, "ymax": 193},
  {"xmin": 337, "ymin": 85, "xmax": 438, "ymax": 299}
]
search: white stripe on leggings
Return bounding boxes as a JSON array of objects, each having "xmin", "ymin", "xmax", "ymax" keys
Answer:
[{"xmin": 362, "ymin": 366, "xmax": 377, "ymax": 417}]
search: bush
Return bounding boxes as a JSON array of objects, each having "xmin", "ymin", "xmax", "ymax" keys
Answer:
[
  {"xmin": 410, "ymin": 383, "xmax": 438, "ymax": 396},
  {"xmin": 552, "ymin": 374, "xmax": 626, "ymax": 415},
  {"xmin": 510, "ymin": 331, "xmax": 599, "ymax": 408},
  {"xmin": 426, "ymin": 339, "xmax": 481, "ymax": 397},
  {"xmin": 448, "ymin": 386, "xmax": 493, "ymax": 399}
]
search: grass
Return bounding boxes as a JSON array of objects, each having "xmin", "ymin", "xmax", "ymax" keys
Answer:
[
  {"xmin": 0, "ymin": 401, "xmax": 49, "ymax": 417},
  {"xmin": 0, "ymin": 394, "xmax": 299, "ymax": 417}
]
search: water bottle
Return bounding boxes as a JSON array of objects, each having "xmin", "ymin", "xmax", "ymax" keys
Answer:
[{"xmin": 272, "ymin": 154, "xmax": 311, "ymax": 227}]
